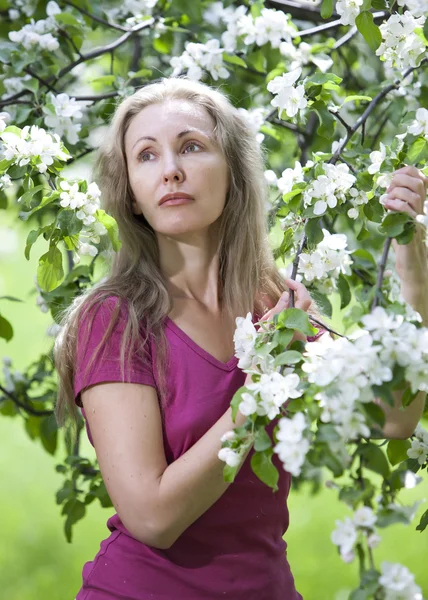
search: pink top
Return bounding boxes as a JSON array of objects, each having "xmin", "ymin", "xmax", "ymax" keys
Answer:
[{"xmin": 73, "ymin": 296, "xmax": 310, "ymax": 600}]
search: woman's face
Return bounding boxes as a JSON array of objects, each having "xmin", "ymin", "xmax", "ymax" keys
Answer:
[{"xmin": 124, "ymin": 99, "xmax": 229, "ymax": 239}]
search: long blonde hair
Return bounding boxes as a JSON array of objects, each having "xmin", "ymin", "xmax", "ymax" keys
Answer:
[{"xmin": 54, "ymin": 76, "xmax": 314, "ymax": 434}]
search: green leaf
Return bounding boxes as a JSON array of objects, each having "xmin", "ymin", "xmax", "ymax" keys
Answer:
[
  {"xmin": 63, "ymin": 499, "xmax": 86, "ymax": 543},
  {"xmin": 337, "ymin": 273, "xmax": 351, "ymax": 309},
  {"xmin": 356, "ymin": 11, "xmax": 382, "ymax": 51},
  {"xmin": 362, "ymin": 402, "xmax": 386, "ymax": 428},
  {"xmin": 358, "ymin": 443, "xmax": 390, "ymax": 478},
  {"xmin": 251, "ymin": 449, "xmax": 279, "ymax": 491},
  {"xmin": 349, "ymin": 589, "xmax": 369, "ymax": 600},
  {"xmin": 424, "ymin": 19, "xmax": 428, "ymax": 42},
  {"xmin": 274, "ymin": 350, "xmax": 303, "ymax": 366},
  {"xmin": 416, "ymin": 508, "xmax": 428, "ymax": 532},
  {"xmin": 55, "ymin": 12, "xmax": 82, "ymax": 27},
  {"xmin": 372, "ymin": 384, "xmax": 394, "ymax": 407},
  {"xmin": 37, "ymin": 246, "xmax": 65, "ymax": 292},
  {"xmin": 387, "ymin": 439, "xmax": 411, "ymax": 466},
  {"xmin": 24, "ymin": 225, "xmax": 53, "ymax": 260},
  {"xmin": 0, "ymin": 313, "xmax": 13, "ymax": 341},
  {"xmin": 305, "ymin": 218, "xmax": 324, "ymax": 245},
  {"xmin": 320, "ymin": 0, "xmax": 334, "ymax": 19},
  {"xmin": 406, "ymin": 138, "xmax": 427, "ymax": 163},
  {"xmin": 379, "ymin": 212, "xmax": 412, "ymax": 238},
  {"xmin": 254, "ymin": 427, "xmax": 272, "ymax": 452},
  {"xmin": 340, "ymin": 94, "xmax": 372, "ymax": 106},
  {"xmin": 278, "ymin": 308, "xmax": 318, "ymax": 336},
  {"xmin": 0, "ymin": 296, "xmax": 23, "ymax": 302},
  {"xmin": 223, "ymin": 53, "xmax": 247, "ymax": 68},
  {"xmin": 402, "ymin": 386, "xmax": 420, "ymax": 408},
  {"xmin": 90, "ymin": 75, "xmax": 116, "ymax": 86},
  {"xmin": 95, "ymin": 209, "xmax": 121, "ymax": 251},
  {"xmin": 312, "ymin": 100, "xmax": 336, "ymax": 139},
  {"xmin": 310, "ymin": 290, "xmax": 332, "ymax": 318},
  {"xmin": 40, "ymin": 415, "xmax": 58, "ymax": 455}
]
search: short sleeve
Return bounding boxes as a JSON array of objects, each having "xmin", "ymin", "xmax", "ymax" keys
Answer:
[{"xmin": 74, "ymin": 296, "xmax": 156, "ymax": 407}]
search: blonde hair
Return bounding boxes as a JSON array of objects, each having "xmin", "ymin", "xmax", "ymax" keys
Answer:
[{"xmin": 54, "ymin": 76, "xmax": 318, "ymax": 437}]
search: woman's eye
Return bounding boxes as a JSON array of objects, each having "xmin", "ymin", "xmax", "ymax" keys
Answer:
[
  {"xmin": 183, "ymin": 142, "xmax": 201, "ymax": 153},
  {"xmin": 139, "ymin": 151, "xmax": 153, "ymax": 162}
]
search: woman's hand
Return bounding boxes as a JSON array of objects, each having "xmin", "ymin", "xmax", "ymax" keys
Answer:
[
  {"xmin": 244, "ymin": 279, "xmax": 312, "ymax": 387},
  {"xmin": 383, "ymin": 165, "xmax": 428, "ymax": 287}
]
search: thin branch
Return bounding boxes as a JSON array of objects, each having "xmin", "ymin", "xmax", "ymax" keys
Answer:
[
  {"xmin": 24, "ymin": 68, "xmax": 59, "ymax": 94},
  {"xmin": 0, "ymin": 384, "xmax": 53, "ymax": 417},
  {"xmin": 62, "ymin": 0, "xmax": 130, "ymax": 32},
  {"xmin": 55, "ymin": 18, "xmax": 155, "ymax": 83},
  {"xmin": 73, "ymin": 91, "xmax": 119, "ymax": 102},
  {"xmin": 337, "ymin": 155, "xmax": 357, "ymax": 174},
  {"xmin": 299, "ymin": 10, "xmax": 387, "ymax": 38},
  {"xmin": 329, "ymin": 109, "xmax": 352, "ymax": 133},
  {"xmin": 329, "ymin": 57, "xmax": 428, "ymax": 165},
  {"xmin": 371, "ymin": 237, "xmax": 392, "ymax": 311},
  {"xmin": 265, "ymin": 0, "xmax": 339, "ymax": 23},
  {"xmin": 58, "ymin": 27, "xmax": 83, "ymax": 58},
  {"xmin": 308, "ymin": 315, "xmax": 346, "ymax": 338}
]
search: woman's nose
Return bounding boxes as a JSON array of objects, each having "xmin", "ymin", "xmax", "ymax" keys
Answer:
[{"xmin": 162, "ymin": 155, "xmax": 185, "ymax": 184}]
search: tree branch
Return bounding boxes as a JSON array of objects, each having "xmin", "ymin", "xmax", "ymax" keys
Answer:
[
  {"xmin": 265, "ymin": 0, "xmax": 339, "ymax": 23},
  {"xmin": 55, "ymin": 18, "xmax": 155, "ymax": 83},
  {"xmin": 0, "ymin": 384, "xmax": 53, "ymax": 417},
  {"xmin": 329, "ymin": 57, "xmax": 428, "ymax": 165},
  {"xmin": 62, "ymin": 0, "xmax": 130, "ymax": 33}
]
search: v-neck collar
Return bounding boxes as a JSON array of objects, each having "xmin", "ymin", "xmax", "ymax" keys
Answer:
[{"xmin": 165, "ymin": 316, "xmax": 239, "ymax": 372}]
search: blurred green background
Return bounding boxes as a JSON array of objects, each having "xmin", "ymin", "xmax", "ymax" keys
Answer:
[{"xmin": 1, "ymin": 203, "xmax": 428, "ymax": 600}]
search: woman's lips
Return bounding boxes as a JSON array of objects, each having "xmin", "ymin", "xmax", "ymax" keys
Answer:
[{"xmin": 160, "ymin": 197, "xmax": 194, "ymax": 207}]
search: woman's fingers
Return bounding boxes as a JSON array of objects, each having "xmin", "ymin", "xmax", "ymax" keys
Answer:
[
  {"xmin": 259, "ymin": 291, "xmax": 289, "ymax": 322},
  {"xmin": 284, "ymin": 278, "xmax": 312, "ymax": 311}
]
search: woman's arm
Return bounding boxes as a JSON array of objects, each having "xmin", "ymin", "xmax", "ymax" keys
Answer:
[{"xmin": 374, "ymin": 166, "xmax": 428, "ymax": 438}]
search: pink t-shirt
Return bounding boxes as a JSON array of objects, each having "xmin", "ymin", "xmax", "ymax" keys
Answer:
[{"xmin": 74, "ymin": 296, "xmax": 307, "ymax": 600}]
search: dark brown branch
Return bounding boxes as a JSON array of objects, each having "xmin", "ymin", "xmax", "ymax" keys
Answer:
[
  {"xmin": 58, "ymin": 27, "xmax": 83, "ymax": 58},
  {"xmin": 329, "ymin": 109, "xmax": 352, "ymax": 133},
  {"xmin": 62, "ymin": 0, "xmax": 130, "ymax": 32},
  {"xmin": 299, "ymin": 10, "xmax": 387, "ymax": 38},
  {"xmin": 0, "ymin": 384, "xmax": 53, "ymax": 416}
]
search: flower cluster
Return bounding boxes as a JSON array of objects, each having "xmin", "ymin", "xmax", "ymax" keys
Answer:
[
  {"xmin": 267, "ymin": 67, "xmax": 307, "ymax": 119},
  {"xmin": 376, "ymin": 11, "xmax": 426, "ymax": 72},
  {"xmin": 407, "ymin": 108, "xmax": 428, "ymax": 141},
  {"xmin": 0, "ymin": 125, "xmax": 70, "ymax": 173},
  {"xmin": 170, "ymin": 39, "xmax": 229, "ymax": 81},
  {"xmin": 298, "ymin": 229, "xmax": 353, "ymax": 283},
  {"xmin": 303, "ymin": 163, "xmax": 356, "ymax": 216},
  {"xmin": 235, "ymin": 7, "xmax": 296, "ymax": 49},
  {"xmin": 379, "ymin": 562, "xmax": 423, "ymax": 600},
  {"xmin": 397, "ymin": 0, "xmax": 428, "ymax": 17},
  {"xmin": 8, "ymin": 1, "xmax": 60, "ymax": 52},
  {"xmin": 0, "ymin": 174, "xmax": 12, "ymax": 191},
  {"xmin": 273, "ymin": 412, "xmax": 310, "ymax": 476},
  {"xmin": 59, "ymin": 181, "xmax": 102, "ymax": 226},
  {"xmin": 279, "ymin": 41, "xmax": 333, "ymax": 73},
  {"xmin": 237, "ymin": 107, "xmax": 269, "ymax": 144},
  {"xmin": 336, "ymin": 0, "xmax": 363, "ymax": 26},
  {"xmin": 233, "ymin": 312, "xmax": 258, "ymax": 369},
  {"xmin": 108, "ymin": 0, "xmax": 158, "ymax": 22},
  {"xmin": 331, "ymin": 506, "xmax": 379, "ymax": 562},
  {"xmin": 277, "ymin": 160, "xmax": 305, "ymax": 194},
  {"xmin": 407, "ymin": 423, "xmax": 428, "ymax": 466},
  {"xmin": 43, "ymin": 93, "xmax": 86, "ymax": 146},
  {"xmin": 243, "ymin": 370, "xmax": 303, "ymax": 420}
]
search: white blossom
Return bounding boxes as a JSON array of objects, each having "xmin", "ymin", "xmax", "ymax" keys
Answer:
[
  {"xmin": 376, "ymin": 12, "xmax": 426, "ymax": 72},
  {"xmin": 277, "ymin": 161, "xmax": 304, "ymax": 194},
  {"xmin": 247, "ymin": 371, "xmax": 302, "ymax": 420},
  {"xmin": 267, "ymin": 68, "xmax": 307, "ymax": 119},
  {"xmin": 336, "ymin": 0, "xmax": 363, "ymax": 26},
  {"xmin": 397, "ymin": 0, "xmax": 428, "ymax": 17},
  {"xmin": 237, "ymin": 106, "xmax": 268, "ymax": 144},
  {"xmin": 239, "ymin": 392, "xmax": 258, "ymax": 416},
  {"xmin": 8, "ymin": 13, "xmax": 59, "ymax": 51},
  {"xmin": 220, "ymin": 430, "xmax": 238, "ymax": 443},
  {"xmin": 368, "ymin": 142, "xmax": 386, "ymax": 174},
  {"xmin": 331, "ymin": 517, "xmax": 358, "ymax": 555},
  {"xmin": 353, "ymin": 506, "xmax": 377, "ymax": 529},
  {"xmin": 407, "ymin": 439, "xmax": 428, "ymax": 465},
  {"xmin": 0, "ymin": 125, "xmax": 70, "ymax": 173},
  {"xmin": 379, "ymin": 562, "xmax": 423, "ymax": 599},
  {"xmin": 0, "ymin": 112, "xmax": 11, "ymax": 133},
  {"xmin": 170, "ymin": 39, "xmax": 229, "ymax": 82},
  {"xmin": 407, "ymin": 108, "xmax": 428, "ymax": 139},
  {"xmin": 218, "ymin": 446, "xmax": 242, "ymax": 467},
  {"xmin": 234, "ymin": 312, "xmax": 258, "ymax": 369}
]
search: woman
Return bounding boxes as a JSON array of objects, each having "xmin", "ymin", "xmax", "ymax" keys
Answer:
[{"xmin": 54, "ymin": 77, "xmax": 427, "ymax": 599}]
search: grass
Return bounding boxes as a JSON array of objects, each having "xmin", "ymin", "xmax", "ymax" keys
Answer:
[{"xmin": 1, "ymin": 206, "xmax": 427, "ymax": 599}]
